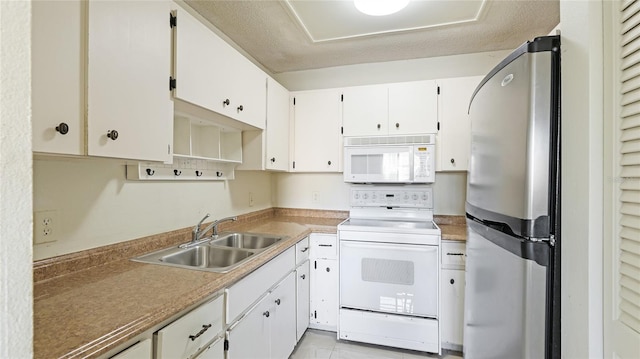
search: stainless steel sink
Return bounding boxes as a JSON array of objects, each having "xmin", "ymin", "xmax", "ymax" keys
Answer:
[
  {"xmin": 160, "ymin": 245, "xmax": 254, "ymax": 269},
  {"xmin": 131, "ymin": 232, "xmax": 287, "ymax": 273},
  {"xmin": 209, "ymin": 232, "xmax": 283, "ymax": 250}
]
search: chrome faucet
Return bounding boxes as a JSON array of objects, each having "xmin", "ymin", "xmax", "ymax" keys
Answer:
[{"xmin": 188, "ymin": 214, "xmax": 238, "ymax": 246}]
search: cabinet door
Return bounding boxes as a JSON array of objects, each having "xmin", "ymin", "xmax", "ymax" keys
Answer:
[
  {"xmin": 291, "ymin": 89, "xmax": 343, "ymax": 172},
  {"xmin": 226, "ymin": 296, "xmax": 271, "ymax": 359},
  {"xmin": 87, "ymin": 0, "xmax": 173, "ymax": 162},
  {"xmin": 174, "ymin": 6, "xmax": 234, "ymax": 118},
  {"xmin": 310, "ymin": 258, "xmax": 338, "ymax": 330},
  {"xmin": 342, "ymin": 84, "xmax": 388, "ymax": 136},
  {"xmin": 32, "ymin": 0, "xmax": 84, "ymax": 155},
  {"xmin": 270, "ymin": 272, "xmax": 297, "ymax": 359},
  {"xmin": 194, "ymin": 337, "xmax": 224, "ymax": 359},
  {"xmin": 266, "ymin": 78, "xmax": 290, "ymax": 171},
  {"xmin": 111, "ymin": 339, "xmax": 152, "ymax": 359},
  {"xmin": 296, "ymin": 260, "xmax": 311, "ymax": 341},
  {"xmin": 229, "ymin": 57, "xmax": 267, "ymax": 129},
  {"xmin": 388, "ymin": 81, "xmax": 438, "ymax": 135},
  {"xmin": 440, "ymin": 269, "xmax": 465, "ymax": 348},
  {"xmin": 436, "ymin": 76, "xmax": 482, "ymax": 171}
]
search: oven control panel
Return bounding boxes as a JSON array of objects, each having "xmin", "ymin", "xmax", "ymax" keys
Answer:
[{"xmin": 350, "ymin": 186, "xmax": 433, "ymax": 208}]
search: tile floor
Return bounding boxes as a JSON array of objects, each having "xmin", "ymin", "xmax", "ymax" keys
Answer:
[{"xmin": 290, "ymin": 329, "xmax": 463, "ymax": 359}]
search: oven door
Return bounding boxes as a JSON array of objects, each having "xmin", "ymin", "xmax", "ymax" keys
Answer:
[{"xmin": 339, "ymin": 240, "xmax": 438, "ymax": 318}]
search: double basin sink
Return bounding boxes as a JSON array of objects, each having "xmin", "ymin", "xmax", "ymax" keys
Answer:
[{"xmin": 133, "ymin": 232, "xmax": 285, "ymax": 273}]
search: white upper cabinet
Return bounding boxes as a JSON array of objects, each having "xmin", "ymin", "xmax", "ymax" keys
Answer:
[
  {"xmin": 342, "ymin": 84, "xmax": 388, "ymax": 136},
  {"xmin": 291, "ymin": 89, "xmax": 343, "ymax": 172},
  {"xmin": 265, "ymin": 78, "xmax": 290, "ymax": 171},
  {"xmin": 173, "ymin": 5, "xmax": 266, "ymax": 129},
  {"xmin": 342, "ymin": 81, "xmax": 438, "ymax": 137},
  {"xmin": 388, "ymin": 80, "xmax": 438, "ymax": 135},
  {"xmin": 32, "ymin": 0, "xmax": 85, "ymax": 156},
  {"xmin": 436, "ymin": 76, "xmax": 482, "ymax": 171},
  {"xmin": 87, "ymin": 0, "xmax": 173, "ymax": 162}
]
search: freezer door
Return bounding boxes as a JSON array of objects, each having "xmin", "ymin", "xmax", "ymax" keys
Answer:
[
  {"xmin": 466, "ymin": 49, "xmax": 554, "ymax": 237},
  {"xmin": 463, "ymin": 220, "xmax": 548, "ymax": 359}
]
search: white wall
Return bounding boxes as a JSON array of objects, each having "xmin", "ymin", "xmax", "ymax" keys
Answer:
[
  {"xmin": 275, "ymin": 172, "xmax": 467, "ymax": 215},
  {"xmin": 274, "ymin": 50, "xmax": 511, "ymax": 91},
  {"xmin": 0, "ymin": 1, "xmax": 33, "ymax": 357},
  {"xmin": 559, "ymin": 0, "xmax": 604, "ymax": 357},
  {"xmin": 33, "ymin": 158, "xmax": 273, "ymax": 260}
]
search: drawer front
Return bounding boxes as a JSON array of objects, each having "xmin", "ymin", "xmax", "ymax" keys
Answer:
[
  {"xmin": 156, "ymin": 295, "xmax": 224, "ymax": 359},
  {"xmin": 310, "ymin": 234, "xmax": 337, "ymax": 260},
  {"xmin": 441, "ymin": 241, "xmax": 467, "ymax": 269},
  {"xmin": 295, "ymin": 237, "xmax": 310, "ymax": 265},
  {"xmin": 111, "ymin": 339, "xmax": 152, "ymax": 359},
  {"xmin": 226, "ymin": 246, "xmax": 295, "ymax": 324}
]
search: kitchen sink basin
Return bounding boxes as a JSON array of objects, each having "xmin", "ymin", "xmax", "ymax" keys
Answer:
[
  {"xmin": 160, "ymin": 245, "xmax": 253, "ymax": 269},
  {"xmin": 131, "ymin": 232, "xmax": 287, "ymax": 273},
  {"xmin": 209, "ymin": 232, "xmax": 283, "ymax": 250}
]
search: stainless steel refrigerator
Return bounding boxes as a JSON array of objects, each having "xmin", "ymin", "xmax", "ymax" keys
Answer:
[{"xmin": 464, "ymin": 35, "xmax": 561, "ymax": 359}]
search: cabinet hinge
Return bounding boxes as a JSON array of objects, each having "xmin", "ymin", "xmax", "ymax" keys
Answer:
[
  {"xmin": 341, "ymin": 126, "xmax": 343, "ymax": 135},
  {"xmin": 341, "ymin": 94, "xmax": 344, "ymax": 102},
  {"xmin": 437, "ymin": 122, "xmax": 440, "ymax": 131},
  {"xmin": 314, "ymin": 310, "xmax": 317, "ymax": 319},
  {"xmin": 170, "ymin": 13, "xmax": 177, "ymax": 28},
  {"xmin": 293, "ymin": 97, "xmax": 296, "ymax": 106},
  {"xmin": 224, "ymin": 339, "xmax": 229, "ymax": 351},
  {"xmin": 168, "ymin": 144, "xmax": 171, "ymax": 154},
  {"xmin": 437, "ymin": 86, "xmax": 440, "ymax": 95},
  {"xmin": 169, "ymin": 76, "xmax": 177, "ymax": 91},
  {"xmin": 293, "ymin": 161, "xmax": 296, "ymax": 169},
  {"xmin": 314, "ymin": 260, "xmax": 317, "ymax": 269}
]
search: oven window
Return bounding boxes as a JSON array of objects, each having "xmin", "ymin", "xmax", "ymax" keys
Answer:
[{"xmin": 361, "ymin": 258, "xmax": 414, "ymax": 285}]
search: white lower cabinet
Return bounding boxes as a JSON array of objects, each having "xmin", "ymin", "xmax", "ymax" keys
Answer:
[
  {"xmin": 156, "ymin": 295, "xmax": 224, "ymax": 359},
  {"xmin": 440, "ymin": 240, "xmax": 467, "ymax": 350},
  {"xmin": 194, "ymin": 337, "xmax": 225, "ymax": 359},
  {"xmin": 296, "ymin": 260, "xmax": 311, "ymax": 340},
  {"xmin": 110, "ymin": 339, "xmax": 152, "ymax": 359},
  {"xmin": 226, "ymin": 272, "xmax": 297, "ymax": 359},
  {"xmin": 309, "ymin": 233, "xmax": 338, "ymax": 331}
]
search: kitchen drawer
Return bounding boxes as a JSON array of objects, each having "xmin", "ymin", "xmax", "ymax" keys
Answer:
[
  {"xmin": 310, "ymin": 233, "xmax": 337, "ymax": 260},
  {"xmin": 226, "ymin": 246, "xmax": 295, "ymax": 324},
  {"xmin": 441, "ymin": 241, "xmax": 466, "ymax": 269},
  {"xmin": 111, "ymin": 339, "xmax": 151, "ymax": 359},
  {"xmin": 295, "ymin": 236, "xmax": 310, "ymax": 265},
  {"xmin": 156, "ymin": 295, "xmax": 224, "ymax": 359}
]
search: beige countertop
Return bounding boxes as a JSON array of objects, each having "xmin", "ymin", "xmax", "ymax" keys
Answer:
[{"xmin": 33, "ymin": 210, "xmax": 465, "ymax": 358}]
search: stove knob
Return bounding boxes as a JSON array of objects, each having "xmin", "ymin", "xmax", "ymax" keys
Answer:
[
  {"xmin": 404, "ymin": 194, "xmax": 409, "ymax": 200},
  {"xmin": 412, "ymin": 194, "xmax": 418, "ymax": 200},
  {"xmin": 354, "ymin": 193, "xmax": 360, "ymax": 199},
  {"xmin": 363, "ymin": 193, "xmax": 369, "ymax": 199},
  {"xmin": 422, "ymin": 194, "xmax": 428, "ymax": 200}
]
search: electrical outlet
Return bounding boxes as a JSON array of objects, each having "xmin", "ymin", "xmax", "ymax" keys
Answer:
[
  {"xmin": 249, "ymin": 192, "xmax": 254, "ymax": 207},
  {"xmin": 34, "ymin": 210, "xmax": 58, "ymax": 244},
  {"xmin": 312, "ymin": 191, "xmax": 320, "ymax": 203}
]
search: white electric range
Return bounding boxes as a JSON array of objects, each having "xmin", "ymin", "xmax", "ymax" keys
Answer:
[{"xmin": 337, "ymin": 185, "xmax": 442, "ymax": 354}]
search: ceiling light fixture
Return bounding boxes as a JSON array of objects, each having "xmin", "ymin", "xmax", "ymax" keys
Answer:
[{"xmin": 354, "ymin": 0, "xmax": 410, "ymax": 16}]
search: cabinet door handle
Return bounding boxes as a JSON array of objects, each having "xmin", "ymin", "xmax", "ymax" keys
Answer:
[
  {"xmin": 328, "ymin": 161, "xmax": 332, "ymax": 166},
  {"xmin": 446, "ymin": 252, "xmax": 465, "ymax": 256},
  {"xmin": 174, "ymin": 169, "xmax": 181, "ymax": 176},
  {"xmin": 188, "ymin": 324, "xmax": 212, "ymax": 341},
  {"xmin": 55, "ymin": 122, "xmax": 69, "ymax": 135},
  {"xmin": 223, "ymin": 99, "xmax": 230, "ymax": 106},
  {"xmin": 275, "ymin": 299, "xmax": 281, "ymax": 306},
  {"xmin": 395, "ymin": 123, "xmax": 400, "ymax": 128},
  {"xmin": 237, "ymin": 105, "xmax": 244, "ymax": 112},
  {"xmin": 146, "ymin": 168, "xmax": 155, "ymax": 176},
  {"xmin": 318, "ymin": 244, "xmax": 333, "ymax": 247},
  {"xmin": 263, "ymin": 311, "xmax": 270, "ymax": 317},
  {"xmin": 270, "ymin": 157, "xmax": 276, "ymax": 163},
  {"xmin": 450, "ymin": 158, "xmax": 455, "ymax": 164},
  {"xmin": 377, "ymin": 123, "xmax": 381, "ymax": 129},
  {"xmin": 195, "ymin": 170, "xmax": 203, "ymax": 177},
  {"xmin": 301, "ymin": 247, "xmax": 309, "ymax": 253},
  {"xmin": 107, "ymin": 130, "xmax": 118, "ymax": 141},
  {"xmin": 450, "ymin": 279, "xmax": 455, "ymax": 285},
  {"xmin": 300, "ymin": 274, "xmax": 306, "ymax": 280}
]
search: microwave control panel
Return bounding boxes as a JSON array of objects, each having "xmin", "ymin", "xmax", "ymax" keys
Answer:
[
  {"xmin": 413, "ymin": 144, "xmax": 434, "ymax": 183},
  {"xmin": 350, "ymin": 186, "xmax": 433, "ymax": 208}
]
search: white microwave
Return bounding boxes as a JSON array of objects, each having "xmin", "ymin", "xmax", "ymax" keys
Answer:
[{"xmin": 343, "ymin": 135, "xmax": 435, "ymax": 183}]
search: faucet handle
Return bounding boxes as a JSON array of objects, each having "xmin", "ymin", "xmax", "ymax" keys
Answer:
[{"xmin": 196, "ymin": 213, "xmax": 211, "ymax": 228}]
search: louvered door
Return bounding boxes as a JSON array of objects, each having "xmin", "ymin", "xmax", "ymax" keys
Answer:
[{"xmin": 607, "ymin": 0, "xmax": 640, "ymax": 357}]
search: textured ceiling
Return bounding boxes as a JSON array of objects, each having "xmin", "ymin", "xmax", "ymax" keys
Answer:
[{"xmin": 185, "ymin": 0, "xmax": 560, "ymax": 74}]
